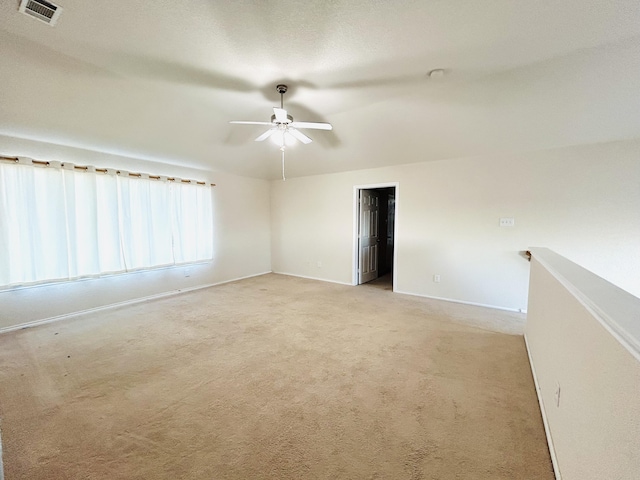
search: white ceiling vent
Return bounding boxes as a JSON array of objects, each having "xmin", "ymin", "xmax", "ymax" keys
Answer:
[{"xmin": 19, "ymin": 0, "xmax": 63, "ymax": 26}]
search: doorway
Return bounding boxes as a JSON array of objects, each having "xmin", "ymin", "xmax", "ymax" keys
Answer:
[{"xmin": 354, "ymin": 185, "xmax": 397, "ymax": 288}]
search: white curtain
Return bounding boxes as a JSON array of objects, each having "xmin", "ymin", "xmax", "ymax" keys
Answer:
[
  {"xmin": 171, "ymin": 181, "xmax": 214, "ymax": 263},
  {"xmin": 0, "ymin": 159, "xmax": 213, "ymax": 287}
]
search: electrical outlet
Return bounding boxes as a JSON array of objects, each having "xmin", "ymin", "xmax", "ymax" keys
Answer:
[
  {"xmin": 433, "ymin": 274, "xmax": 441, "ymax": 283},
  {"xmin": 499, "ymin": 217, "xmax": 515, "ymax": 227},
  {"xmin": 317, "ymin": 261, "xmax": 322, "ymax": 268}
]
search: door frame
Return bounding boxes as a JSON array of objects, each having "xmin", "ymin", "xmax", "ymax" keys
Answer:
[{"xmin": 352, "ymin": 182, "xmax": 399, "ymax": 289}]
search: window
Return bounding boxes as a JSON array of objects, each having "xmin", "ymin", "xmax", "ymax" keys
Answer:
[{"xmin": 0, "ymin": 158, "xmax": 213, "ymax": 287}]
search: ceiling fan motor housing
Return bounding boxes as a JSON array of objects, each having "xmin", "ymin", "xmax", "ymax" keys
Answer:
[{"xmin": 271, "ymin": 113, "xmax": 293, "ymax": 124}]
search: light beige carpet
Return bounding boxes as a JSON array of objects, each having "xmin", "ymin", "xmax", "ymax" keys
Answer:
[{"xmin": 0, "ymin": 274, "xmax": 553, "ymax": 479}]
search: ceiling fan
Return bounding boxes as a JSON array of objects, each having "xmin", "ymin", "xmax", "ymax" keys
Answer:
[{"xmin": 230, "ymin": 84, "xmax": 332, "ymax": 179}]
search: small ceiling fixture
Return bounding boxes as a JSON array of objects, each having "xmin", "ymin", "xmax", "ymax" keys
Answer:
[
  {"xmin": 230, "ymin": 84, "xmax": 333, "ymax": 180},
  {"xmin": 19, "ymin": 0, "xmax": 63, "ymax": 26}
]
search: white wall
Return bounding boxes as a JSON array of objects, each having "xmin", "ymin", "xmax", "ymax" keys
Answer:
[
  {"xmin": 0, "ymin": 136, "xmax": 272, "ymax": 329},
  {"xmin": 2, "ymin": 135, "xmax": 638, "ymax": 325},
  {"xmin": 525, "ymin": 249, "xmax": 640, "ymax": 480},
  {"xmin": 270, "ymin": 139, "xmax": 640, "ymax": 311}
]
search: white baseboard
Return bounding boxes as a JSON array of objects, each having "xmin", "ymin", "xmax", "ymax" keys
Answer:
[
  {"xmin": 270, "ymin": 276, "xmax": 527, "ymax": 314},
  {"xmin": 393, "ymin": 289, "xmax": 526, "ymax": 314},
  {"xmin": 524, "ymin": 333, "xmax": 561, "ymax": 480},
  {"xmin": 273, "ymin": 271, "xmax": 353, "ymax": 287},
  {"xmin": 0, "ymin": 271, "xmax": 272, "ymax": 335}
]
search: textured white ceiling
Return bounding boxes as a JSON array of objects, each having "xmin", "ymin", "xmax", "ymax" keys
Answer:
[{"xmin": 1, "ymin": 0, "xmax": 640, "ymax": 178}]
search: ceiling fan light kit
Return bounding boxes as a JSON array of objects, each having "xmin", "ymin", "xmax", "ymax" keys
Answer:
[{"xmin": 230, "ymin": 84, "xmax": 332, "ymax": 180}]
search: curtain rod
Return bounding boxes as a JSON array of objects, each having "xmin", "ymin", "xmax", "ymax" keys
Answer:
[{"xmin": 0, "ymin": 155, "xmax": 216, "ymax": 187}]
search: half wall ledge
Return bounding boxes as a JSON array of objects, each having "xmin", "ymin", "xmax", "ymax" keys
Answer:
[{"xmin": 528, "ymin": 247, "xmax": 640, "ymax": 361}]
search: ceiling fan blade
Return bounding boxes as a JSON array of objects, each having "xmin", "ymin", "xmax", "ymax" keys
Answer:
[
  {"xmin": 288, "ymin": 128, "xmax": 313, "ymax": 144},
  {"xmin": 273, "ymin": 108, "xmax": 289, "ymax": 123},
  {"xmin": 290, "ymin": 121, "xmax": 332, "ymax": 131},
  {"xmin": 230, "ymin": 121, "xmax": 273, "ymax": 125},
  {"xmin": 255, "ymin": 129, "xmax": 276, "ymax": 142}
]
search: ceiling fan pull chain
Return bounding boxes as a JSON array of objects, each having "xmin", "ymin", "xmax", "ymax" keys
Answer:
[{"xmin": 281, "ymin": 146, "xmax": 286, "ymax": 181}]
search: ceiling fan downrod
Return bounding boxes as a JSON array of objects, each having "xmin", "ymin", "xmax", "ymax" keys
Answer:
[
  {"xmin": 276, "ymin": 84, "xmax": 288, "ymax": 109},
  {"xmin": 275, "ymin": 85, "xmax": 289, "ymax": 181}
]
